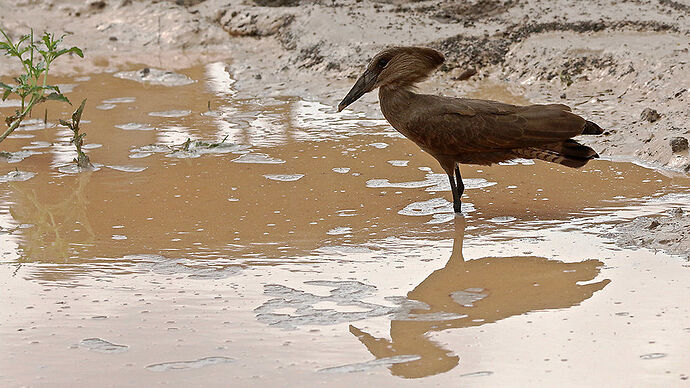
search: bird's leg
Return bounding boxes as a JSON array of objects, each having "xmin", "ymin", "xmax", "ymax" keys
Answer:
[
  {"xmin": 454, "ymin": 165, "xmax": 465, "ymax": 198},
  {"xmin": 447, "ymin": 173, "xmax": 462, "ymax": 213}
]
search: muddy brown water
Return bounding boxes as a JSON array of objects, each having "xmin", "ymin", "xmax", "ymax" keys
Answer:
[{"xmin": 1, "ymin": 64, "xmax": 689, "ymax": 386}]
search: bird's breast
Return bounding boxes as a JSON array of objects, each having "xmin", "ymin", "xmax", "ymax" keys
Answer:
[{"xmin": 378, "ymin": 88, "xmax": 430, "ymax": 148}]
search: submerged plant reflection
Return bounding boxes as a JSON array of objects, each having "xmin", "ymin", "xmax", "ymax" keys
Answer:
[{"xmin": 10, "ymin": 171, "xmax": 94, "ymax": 262}]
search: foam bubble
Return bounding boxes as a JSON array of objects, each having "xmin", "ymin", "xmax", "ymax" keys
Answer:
[
  {"xmin": 264, "ymin": 174, "xmax": 304, "ymax": 182},
  {"xmin": 146, "ymin": 356, "xmax": 234, "ymax": 372},
  {"xmin": 318, "ymin": 355, "xmax": 421, "ymax": 373},
  {"xmin": 327, "ymin": 227, "xmax": 352, "ymax": 235},
  {"xmin": 148, "ymin": 110, "xmax": 192, "ymax": 118},
  {"xmin": 79, "ymin": 338, "xmax": 128, "ymax": 354},
  {"xmin": 0, "ymin": 170, "xmax": 36, "ymax": 183},
  {"xmin": 115, "ymin": 123, "xmax": 155, "ymax": 131},
  {"xmin": 102, "ymin": 97, "xmax": 136, "ymax": 104},
  {"xmin": 232, "ymin": 153, "xmax": 285, "ymax": 164}
]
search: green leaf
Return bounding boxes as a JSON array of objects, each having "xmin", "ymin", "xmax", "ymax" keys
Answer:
[
  {"xmin": 54, "ymin": 48, "xmax": 68, "ymax": 58},
  {"xmin": 41, "ymin": 32, "xmax": 52, "ymax": 46},
  {"xmin": 0, "ymin": 82, "xmax": 12, "ymax": 91},
  {"xmin": 41, "ymin": 32, "xmax": 61, "ymax": 51},
  {"xmin": 43, "ymin": 85, "xmax": 60, "ymax": 93},
  {"xmin": 34, "ymin": 61, "xmax": 46, "ymax": 73},
  {"xmin": 2, "ymin": 89, "xmax": 11, "ymax": 101},
  {"xmin": 53, "ymin": 46, "xmax": 84, "ymax": 60},
  {"xmin": 58, "ymin": 119, "xmax": 71, "ymax": 128},
  {"xmin": 45, "ymin": 92, "xmax": 70, "ymax": 104},
  {"xmin": 17, "ymin": 34, "xmax": 30, "ymax": 46},
  {"xmin": 69, "ymin": 46, "xmax": 84, "ymax": 58}
]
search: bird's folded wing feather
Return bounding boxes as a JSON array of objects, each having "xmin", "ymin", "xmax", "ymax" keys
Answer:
[{"xmin": 407, "ymin": 96, "xmax": 586, "ymax": 154}]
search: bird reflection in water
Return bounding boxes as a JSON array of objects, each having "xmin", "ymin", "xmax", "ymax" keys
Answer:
[{"xmin": 350, "ymin": 216, "xmax": 610, "ymax": 378}]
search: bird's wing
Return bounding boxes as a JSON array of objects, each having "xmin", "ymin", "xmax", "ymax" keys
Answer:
[{"xmin": 406, "ymin": 96, "xmax": 586, "ymax": 154}]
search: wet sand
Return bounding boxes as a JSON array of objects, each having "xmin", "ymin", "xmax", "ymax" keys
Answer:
[{"xmin": 1, "ymin": 64, "xmax": 689, "ymax": 386}]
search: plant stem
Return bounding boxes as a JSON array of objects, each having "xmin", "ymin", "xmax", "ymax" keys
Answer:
[{"xmin": 0, "ymin": 104, "xmax": 32, "ymax": 142}]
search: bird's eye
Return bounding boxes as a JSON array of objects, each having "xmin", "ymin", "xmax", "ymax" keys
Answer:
[{"xmin": 377, "ymin": 58, "xmax": 389, "ymax": 68}]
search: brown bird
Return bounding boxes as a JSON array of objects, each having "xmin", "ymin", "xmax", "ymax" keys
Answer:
[{"xmin": 338, "ymin": 46, "xmax": 603, "ymax": 213}]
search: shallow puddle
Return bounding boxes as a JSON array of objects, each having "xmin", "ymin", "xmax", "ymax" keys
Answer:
[{"xmin": 1, "ymin": 63, "xmax": 689, "ymax": 386}]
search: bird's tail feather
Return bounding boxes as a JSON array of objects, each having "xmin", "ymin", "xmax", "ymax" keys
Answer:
[{"xmin": 514, "ymin": 140, "xmax": 598, "ymax": 168}]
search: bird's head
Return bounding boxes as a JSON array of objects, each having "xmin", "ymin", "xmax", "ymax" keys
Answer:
[{"xmin": 337, "ymin": 46, "xmax": 444, "ymax": 112}]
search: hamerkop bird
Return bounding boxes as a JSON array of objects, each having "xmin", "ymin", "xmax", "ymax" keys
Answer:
[{"xmin": 338, "ymin": 47, "xmax": 603, "ymax": 213}]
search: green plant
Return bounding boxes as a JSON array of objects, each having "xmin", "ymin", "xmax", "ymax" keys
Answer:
[
  {"xmin": 179, "ymin": 135, "xmax": 230, "ymax": 152},
  {"xmin": 0, "ymin": 28, "xmax": 84, "ymax": 145},
  {"xmin": 59, "ymin": 99, "xmax": 91, "ymax": 168}
]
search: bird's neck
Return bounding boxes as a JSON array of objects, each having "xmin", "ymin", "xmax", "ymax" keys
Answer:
[{"xmin": 378, "ymin": 85, "xmax": 416, "ymax": 130}]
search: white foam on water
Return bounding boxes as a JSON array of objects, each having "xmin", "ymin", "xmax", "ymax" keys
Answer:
[
  {"xmin": 327, "ymin": 227, "xmax": 352, "ymax": 235},
  {"xmin": 398, "ymin": 198, "xmax": 475, "ymax": 217},
  {"xmin": 146, "ymin": 356, "xmax": 234, "ymax": 372},
  {"xmin": 387, "ymin": 160, "xmax": 409, "ymax": 167},
  {"xmin": 254, "ymin": 280, "xmax": 394, "ymax": 330},
  {"xmin": 318, "ymin": 355, "xmax": 421, "ymax": 373},
  {"xmin": 366, "ymin": 178, "xmax": 430, "ymax": 189},
  {"xmin": 450, "ymin": 289, "xmax": 488, "ymax": 307},
  {"xmin": 57, "ymin": 164, "xmax": 102, "ymax": 174},
  {"xmin": 489, "ymin": 216, "xmax": 517, "ymax": 223},
  {"xmin": 131, "ymin": 144, "xmax": 171, "ymax": 154},
  {"xmin": 263, "ymin": 174, "xmax": 304, "ymax": 182},
  {"xmin": 367, "ymin": 173, "xmax": 496, "ymax": 192},
  {"xmin": 22, "ymin": 141, "xmax": 51, "ymax": 149},
  {"xmin": 114, "ymin": 69, "xmax": 195, "ymax": 87},
  {"xmin": 82, "ymin": 143, "xmax": 102, "ymax": 150},
  {"xmin": 427, "ymin": 213, "xmax": 455, "ymax": 224},
  {"xmin": 102, "ymin": 97, "xmax": 136, "ymax": 104},
  {"xmin": 0, "ymin": 170, "xmax": 36, "ymax": 183},
  {"xmin": 17, "ymin": 120, "xmax": 56, "ymax": 131},
  {"xmin": 107, "ymin": 165, "xmax": 147, "ymax": 173},
  {"xmin": 232, "ymin": 153, "xmax": 285, "ymax": 164},
  {"xmin": 115, "ymin": 123, "xmax": 155, "ymax": 131},
  {"xmin": 332, "ymin": 167, "xmax": 350, "ymax": 173},
  {"xmin": 1, "ymin": 150, "xmax": 41, "ymax": 163},
  {"xmin": 148, "ymin": 110, "xmax": 192, "ymax": 118},
  {"xmin": 78, "ymin": 338, "xmax": 128, "ymax": 354},
  {"xmin": 639, "ymin": 353, "xmax": 667, "ymax": 360},
  {"xmin": 167, "ymin": 143, "xmax": 251, "ymax": 159},
  {"xmin": 460, "ymin": 371, "xmax": 494, "ymax": 377},
  {"xmin": 369, "ymin": 142, "xmax": 389, "ymax": 149},
  {"xmin": 398, "ymin": 198, "xmax": 452, "ymax": 216},
  {"xmin": 129, "ymin": 152, "xmax": 154, "ymax": 159},
  {"xmin": 122, "ymin": 254, "xmax": 241, "ymax": 278}
]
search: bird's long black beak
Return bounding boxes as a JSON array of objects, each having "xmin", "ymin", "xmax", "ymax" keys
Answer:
[{"xmin": 337, "ymin": 70, "xmax": 377, "ymax": 112}]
